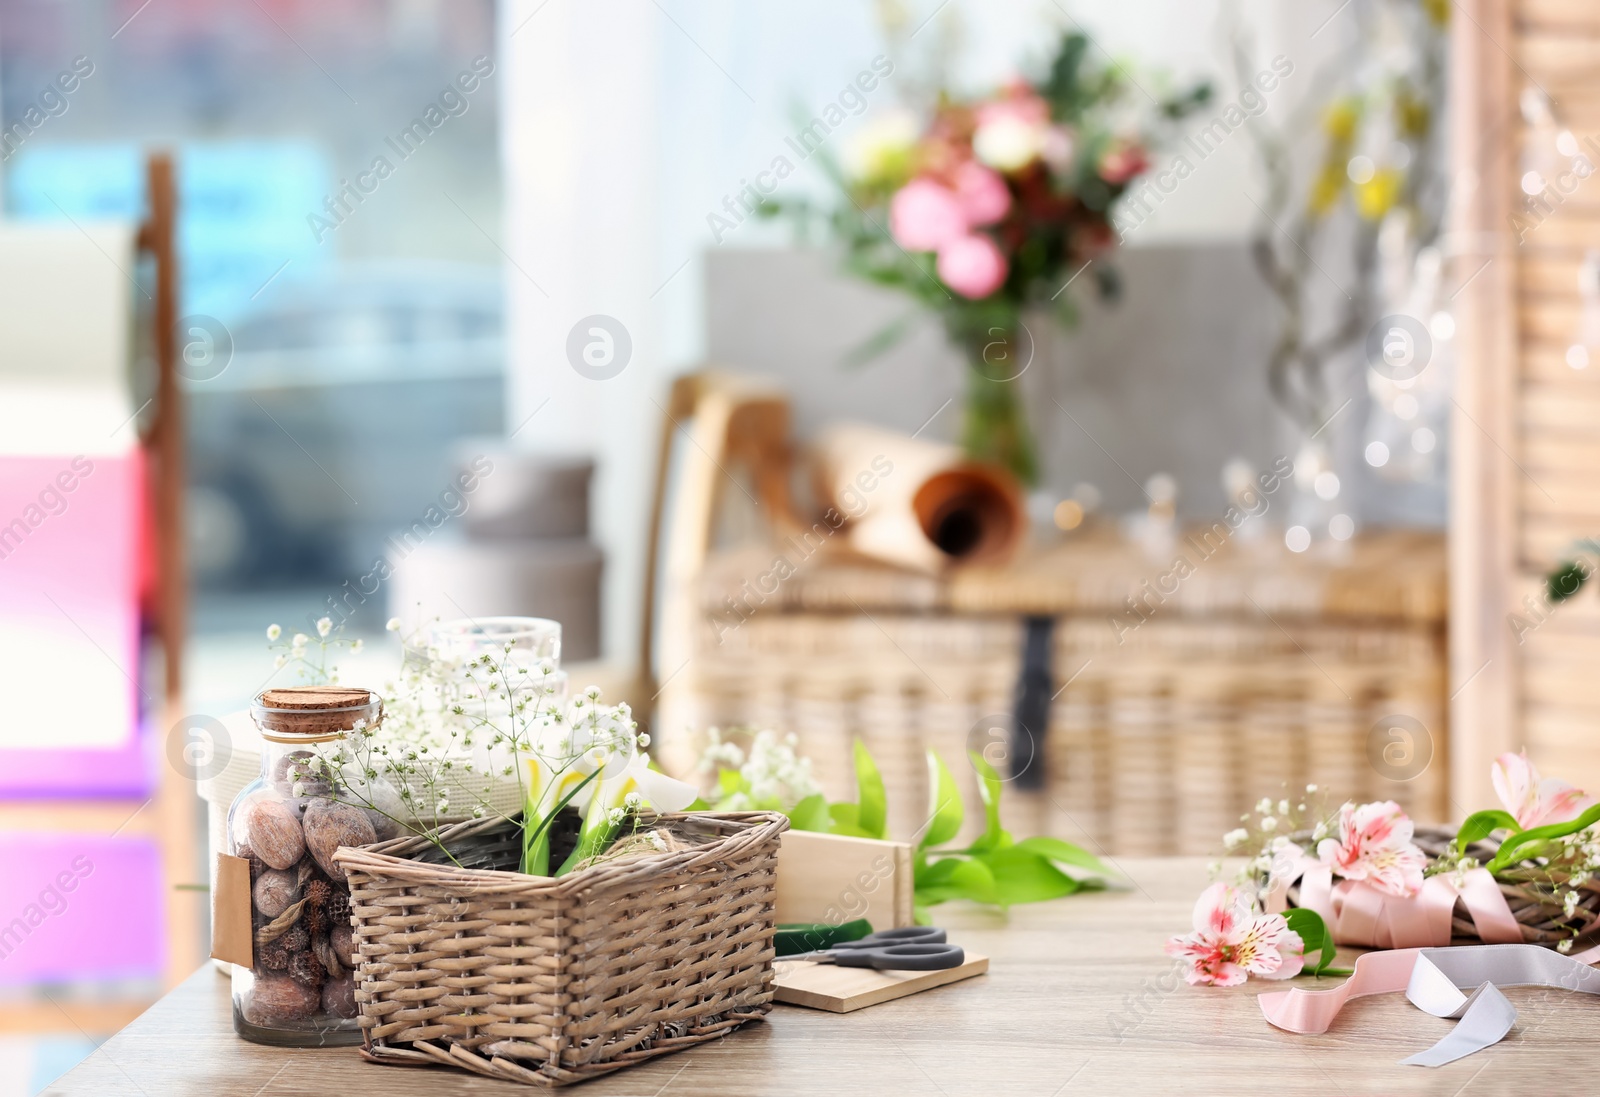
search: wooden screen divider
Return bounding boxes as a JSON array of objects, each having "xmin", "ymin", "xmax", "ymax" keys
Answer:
[{"xmin": 1451, "ymin": 0, "xmax": 1600, "ymax": 807}]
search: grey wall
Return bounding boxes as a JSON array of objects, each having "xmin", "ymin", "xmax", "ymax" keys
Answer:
[{"xmin": 705, "ymin": 244, "xmax": 1286, "ymax": 519}]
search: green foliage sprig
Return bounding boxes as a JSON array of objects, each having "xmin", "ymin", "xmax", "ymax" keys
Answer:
[{"xmin": 700, "ymin": 729, "xmax": 1112, "ymax": 919}]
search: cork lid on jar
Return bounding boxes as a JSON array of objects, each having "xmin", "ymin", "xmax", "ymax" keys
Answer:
[{"xmin": 250, "ymin": 686, "xmax": 383, "ymax": 741}]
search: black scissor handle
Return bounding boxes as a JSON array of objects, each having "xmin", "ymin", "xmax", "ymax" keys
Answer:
[
  {"xmin": 834, "ymin": 942, "xmax": 965, "ymax": 971},
  {"xmin": 833, "ymin": 926, "xmax": 947, "ymax": 950}
]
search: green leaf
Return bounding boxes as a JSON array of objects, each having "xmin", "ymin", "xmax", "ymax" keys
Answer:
[
  {"xmin": 717, "ymin": 768, "xmax": 744, "ymax": 799},
  {"xmin": 827, "ymin": 800, "xmax": 874, "ymax": 839},
  {"xmin": 967, "ymin": 751, "xmax": 1005, "ymax": 853},
  {"xmin": 787, "ymin": 793, "xmax": 831, "ymax": 833},
  {"xmin": 854, "ymin": 739, "xmax": 889, "ymax": 840},
  {"xmin": 916, "ymin": 856, "xmax": 999, "ymax": 906},
  {"xmin": 1013, "ymin": 836, "xmax": 1115, "ymax": 879},
  {"xmin": 1283, "ymin": 908, "xmax": 1338, "ymax": 975},
  {"xmin": 979, "ymin": 848, "xmax": 1079, "ymax": 906},
  {"xmin": 921, "ymin": 751, "xmax": 964, "ymax": 851},
  {"xmin": 1454, "ymin": 809, "xmax": 1521, "ymax": 853},
  {"xmin": 684, "ymin": 796, "xmax": 711, "ymax": 812},
  {"xmin": 1487, "ymin": 803, "xmax": 1600, "ymax": 873}
]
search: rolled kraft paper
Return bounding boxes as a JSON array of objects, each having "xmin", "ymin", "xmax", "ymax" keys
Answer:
[
  {"xmin": 812, "ymin": 423, "xmax": 1025, "ymax": 573},
  {"xmin": 387, "ymin": 536, "xmax": 603, "ymax": 661}
]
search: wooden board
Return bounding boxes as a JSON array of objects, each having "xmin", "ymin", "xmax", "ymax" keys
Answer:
[
  {"xmin": 772, "ymin": 952, "xmax": 989, "ymax": 1013},
  {"xmin": 775, "ymin": 830, "xmax": 914, "ymax": 929}
]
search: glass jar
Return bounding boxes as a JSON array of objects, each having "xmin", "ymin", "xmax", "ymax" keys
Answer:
[{"xmin": 228, "ymin": 686, "xmax": 391, "ymax": 1047}]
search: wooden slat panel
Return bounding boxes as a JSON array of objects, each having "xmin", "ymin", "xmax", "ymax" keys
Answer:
[
  {"xmin": 1517, "ymin": 0, "xmax": 1600, "ymax": 31},
  {"xmin": 1521, "ymin": 255, "xmax": 1591, "ymax": 298},
  {"xmin": 1521, "ymin": 380, "xmax": 1600, "ymax": 430},
  {"xmin": 1520, "ymin": 343, "xmax": 1595, "ymax": 380},
  {"xmin": 1520, "ymin": 516, "xmax": 1600, "ymax": 565},
  {"xmin": 1519, "ymin": 298, "xmax": 1582, "ymax": 343},
  {"xmin": 1519, "ymin": 35, "xmax": 1600, "ymax": 86},
  {"xmin": 1525, "ymin": 433, "xmax": 1600, "ymax": 475}
]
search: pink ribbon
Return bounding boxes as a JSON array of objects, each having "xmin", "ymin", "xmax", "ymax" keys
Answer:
[
  {"xmin": 1265, "ymin": 855, "xmax": 1523, "ymax": 949},
  {"xmin": 1258, "ymin": 942, "xmax": 1600, "ymax": 1064}
]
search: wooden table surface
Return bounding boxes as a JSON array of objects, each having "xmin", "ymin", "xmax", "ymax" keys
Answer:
[{"xmin": 47, "ymin": 858, "xmax": 1597, "ymax": 1096}]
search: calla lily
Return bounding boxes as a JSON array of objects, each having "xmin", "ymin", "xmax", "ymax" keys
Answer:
[
  {"xmin": 520, "ymin": 752, "xmax": 602, "ymax": 875},
  {"xmin": 556, "ymin": 754, "xmax": 698, "ymax": 876}
]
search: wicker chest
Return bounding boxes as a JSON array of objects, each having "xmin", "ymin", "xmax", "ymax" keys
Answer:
[{"xmin": 660, "ymin": 527, "xmax": 1448, "ymax": 856}]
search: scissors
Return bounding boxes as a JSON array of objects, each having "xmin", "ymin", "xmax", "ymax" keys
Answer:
[{"xmin": 784, "ymin": 926, "xmax": 964, "ymax": 971}]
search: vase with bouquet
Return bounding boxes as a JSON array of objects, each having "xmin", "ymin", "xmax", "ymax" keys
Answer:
[{"xmin": 769, "ymin": 32, "xmax": 1208, "ymax": 485}]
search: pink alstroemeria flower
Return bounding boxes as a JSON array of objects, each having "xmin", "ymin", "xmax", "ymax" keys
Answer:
[
  {"xmin": 1316, "ymin": 800, "xmax": 1426, "ymax": 898},
  {"xmin": 1492, "ymin": 750, "xmax": 1595, "ymax": 830},
  {"xmin": 1164, "ymin": 882, "xmax": 1304, "ymax": 987}
]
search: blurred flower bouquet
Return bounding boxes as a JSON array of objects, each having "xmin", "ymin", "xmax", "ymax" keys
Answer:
[
  {"xmin": 1167, "ymin": 753, "xmax": 1600, "ymax": 987},
  {"xmin": 772, "ymin": 32, "xmax": 1207, "ymax": 483}
]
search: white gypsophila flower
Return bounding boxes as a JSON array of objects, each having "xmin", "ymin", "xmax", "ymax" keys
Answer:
[
  {"xmin": 1306, "ymin": 784, "xmax": 1318, "ymax": 794},
  {"xmin": 267, "ymin": 623, "xmax": 282, "ymax": 641},
  {"xmin": 1560, "ymin": 938, "xmax": 1574, "ymax": 953},
  {"xmin": 624, "ymin": 791, "xmax": 642, "ymax": 809},
  {"xmin": 1222, "ymin": 828, "xmax": 1249, "ymax": 850},
  {"xmin": 638, "ymin": 733, "xmax": 651, "ymax": 748},
  {"xmin": 608, "ymin": 806, "xmax": 626, "ymax": 825},
  {"xmin": 292, "ymin": 781, "xmax": 304, "ymax": 797},
  {"xmin": 274, "ymin": 654, "xmax": 287, "ymax": 669},
  {"xmin": 1256, "ymin": 797, "xmax": 1274, "ymax": 814},
  {"xmin": 292, "ymin": 633, "xmax": 309, "ymax": 648},
  {"xmin": 317, "ymin": 617, "xmax": 332, "ymax": 638},
  {"xmin": 351, "ymin": 638, "xmax": 364, "ymax": 654},
  {"xmin": 1277, "ymin": 800, "xmax": 1290, "ymax": 816},
  {"xmin": 386, "ymin": 617, "xmax": 402, "ymax": 632},
  {"xmin": 1260, "ymin": 817, "xmax": 1278, "ymax": 832}
]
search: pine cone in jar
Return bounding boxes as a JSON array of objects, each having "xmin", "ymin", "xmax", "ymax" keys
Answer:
[
  {"xmin": 287, "ymin": 949, "xmax": 326, "ymax": 989},
  {"xmin": 243, "ymin": 798, "xmax": 306, "ymax": 870},
  {"xmin": 302, "ymin": 800, "xmax": 376, "ymax": 883},
  {"xmin": 322, "ymin": 974, "xmax": 358, "ymax": 1019},
  {"xmin": 280, "ymin": 924, "xmax": 309, "ymax": 954},
  {"xmin": 258, "ymin": 938, "xmax": 290, "ymax": 972},
  {"xmin": 243, "ymin": 973, "xmax": 320, "ymax": 1026},
  {"xmin": 252, "ymin": 869, "xmax": 300, "ymax": 919}
]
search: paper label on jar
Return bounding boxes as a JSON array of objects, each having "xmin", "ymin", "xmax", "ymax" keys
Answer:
[{"xmin": 211, "ymin": 852, "xmax": 254, "ymax": 968}]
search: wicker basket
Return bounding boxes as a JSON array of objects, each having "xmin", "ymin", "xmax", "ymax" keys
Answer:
[
  {"xmin": 334, "ymin": 810, "xmax": 789, "ymax": 1087},
  {"xmin": 1281, "ymin": 826, "xmax": 1600, "ymax": 950}
]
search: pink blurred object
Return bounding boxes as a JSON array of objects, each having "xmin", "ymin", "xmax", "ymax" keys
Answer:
[
  {"xmin": 0, "ymin": 834, "xmax": 165, "ymax": 987},
  {"xmin": 952, "ymin": 162, "xmax": 1011, "ymax": 226},
  {"xmin": 936, "ymin": 234, "xmax": 1008, "ymax": 299},
  {"xmin": 0, "ymin": 450, "xmax": 149, "ymax": 796},
  {"xmin": 888, "ymin": 178, "xmax": 967, "ymax": 252}
]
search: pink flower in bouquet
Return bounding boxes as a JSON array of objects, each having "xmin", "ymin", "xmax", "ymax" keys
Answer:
[
  {"xmin": 889, "ymin": 178, "xmax": 968, "ymax": 252},
  {"xmin": 1164, "ymin": 882, "xmax": 1304, "ymax": 987},
  {"xmin": 937, "ymin": 233, "xmax": 1008, "ymax": 299},
  {"xmin": 1492, "ymin": 750, "xmax": 1596, "ymax": 830},
  {"xmin": 1316, "ymin": 800, "xmax": 1426, "ymax": 897},
  {"xmin": 952, "ymin": 161, "xmax": 1012, "ymax": 226},
  {"xmin": 1098, "ymin": 140, "xmax": 1149, "ymax": 185}
]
